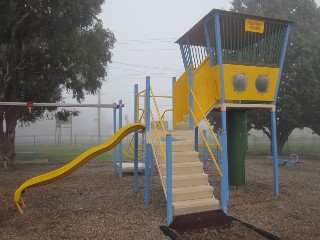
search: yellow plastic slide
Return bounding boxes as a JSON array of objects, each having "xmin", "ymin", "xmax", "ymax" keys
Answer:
[{"xmin": 14, "ymin": 123, "xmax": 145, "ymax": 214}]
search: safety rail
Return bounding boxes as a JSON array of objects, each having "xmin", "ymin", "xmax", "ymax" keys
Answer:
[
  {"xmin": 189, "ymin": 89, "xmax": 223, "ymax": 177},
  {"xmin": 149, "ymin": 87, "xmax": 173, "ymax": 163},
  {"xmin": 123, "ymin": 109, "xmax": 145, "ymax": 160},
  {"xmin": 190, "ymin": 109, "xmax": 223, "ymax": 177},
  {"xmin": 150, "ymin": 87, "xmax": 168, "ymax": 135}
]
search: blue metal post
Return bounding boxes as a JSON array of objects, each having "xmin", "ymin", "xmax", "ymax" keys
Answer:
[
  {"xmin": 134, "ymin": 84, "xmax": 139, "ymax": 192},
  {"xmin": 271, "ymin": 109, "xmax": 280, "ymax": 196},
  {"xmin": 144, "ymin": 76, "xmax": 151, "ymax": 205},
  {"xmin": 274, "ymin": 24, "xmax": 291, "ymax": 104},
  {"xmin": 214, "ymin": 11, "xmax": 229, "ymax": 213},
  {"xmin": 189, "ymin": 68, "xmax": 194, "ymax": 130},
  {"xmin": 145, "ymin": 77, "xmax": 151, "ymax": 131},
  {"xmin": 214, "ymin": 12, "xmax": 226, "ymax": 103},
  {"xmin": 179, "ymin": 44, "xmax": 188, "ymax": 69},
  {"xmin": 217, "ymin": 130, "xmax": 222, "ymax": 166},
  {"xmin": 118, "ymin": 100, "xmax": 123, "ymax": 179},
  {"xmin": 166, "ymin": 134, "xmax": 173, "ymax": 225},
  {"xmin": 150, "ymin": 146, "xmax": 154, "ymax": 177},
  {"xmin": 220, "ymin": 109, "xmax": 229, "ymax": 214},
  {"xmin": 204, "ymin": 22, "xmax": 214, "ymax": 67},
  {"xmin": 186, "ymin": 38, "xmax": 193, "ymax": 65},
  {"xmin": 172, "ymin": 77, "xmax": 176, "ymax": 130},
  {"xmin": 113, "ymin": 105, "xmax": 117, "ymax": 173},
  {"xmin": 203, "ymin": 130, "xmax": 207, "ymax": 169},
  {"xmin": 195, "ymin": 127, "xmax": 199, "ymax": 151},
  {"xmin": 144, "ymin": 143, "xmax": 150, "ymax": 206}
]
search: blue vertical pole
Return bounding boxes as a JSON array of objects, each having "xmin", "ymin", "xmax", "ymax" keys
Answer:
[
  {"xmin": 214, "ymin": 11, "xmax": 229, "ymax": 213},
  {"xmin": 195, "ymin": 127, "xmax": 199, "ymax": 151},
  {"xmin": 134, "ymin": 84, "xmax": 139, "ymax": 192},
  {"xmin": 144, "ymin": 76, "xmax": 151, "ymax": 205},
  {"xmin": 274, "ymin": 24, "xmax": 291, "ymax": 104},
  {"xmin": 186, "ymin": 38, "xmax": 193, "ymax": 66},
  {"xmin": 179, "ymin": 44, "xmax": 188, "ymax": 69},
  {"xmin": 172, "ymin": 77, "xmax": 176, "ymax": 130},
  {"xmin": 220, "ymin": 109, "xmax": 229, "ymax": 214},
  {"xmin": 204, "ymin": 22, "xmax": 214, "ymax": 67},
  {"xmin": 145, "ymin": 77, "xmax": 151, "ymax": 131},
  {"xmin": 118, "ymin": 100, "xmax": 123, "ymax": 179},
  {"xmin": 217, "ymin": 130, "xmax": 222, "ymax": 166},
  {"xmin": 203, "ymin": 130, "xmax": 207, "ymax": 169},
  {"xmin": 144, "ymin": 143, "xmax": 150, "ymax": 206},
  {"xmin": 189, "ymin": 68, "xmax": 194, "ymax": 130},
  {"xmin": 113, "ymin": 105, "xmax": 117, "ymax": 173},
  {"xmin": 166, "ymin": 134, "xmax": 173, "ymax": 225},
  {"xmin": 271, "ymin": 109, "xmax": 280, "ymax": 196},
  {"xmin": 214, "ymin": 12, "xmax": 226, "ymax": 103}
]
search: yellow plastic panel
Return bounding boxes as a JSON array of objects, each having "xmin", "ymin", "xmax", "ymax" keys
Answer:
[
  {"xmin": 193, "ymin": 57, "xmax": 218, "ymax": 125},
  {"xmin": 223, "ymin": 64, "xmax": 280, "ymax": 101},
  {"xmin": 173, "ymin": 66, "xmax": 191, "ymax": 129},
  {"xmin": 14, "ymin": 123, "xmax": 145, "ymax": 213}
]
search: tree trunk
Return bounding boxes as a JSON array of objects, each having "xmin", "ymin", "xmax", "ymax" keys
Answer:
[
  {"xmin": 3, "ymin": 109, "xmax": 18, "ymax": 169},
  {"xmin": 0, "ymin": 112, "xmax": 5, "ymax": 167}
]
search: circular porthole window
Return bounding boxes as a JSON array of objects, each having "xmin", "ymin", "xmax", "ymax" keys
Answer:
[
  {"xmin": 232, "ymin": 73, "xmax": 248, "ymax": 92},
  {"xmin": 255, "ymin": 75, "xmax": 270, "ymax": 93}
]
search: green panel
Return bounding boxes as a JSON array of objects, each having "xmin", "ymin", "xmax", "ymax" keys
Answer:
[{"xmin": 227, "ymin": 110, "xmax": 248, "ymax": 186}]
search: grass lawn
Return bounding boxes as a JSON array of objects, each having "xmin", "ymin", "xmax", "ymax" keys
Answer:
[{"xmin": 15, "ymin": 145, "xmax": 132, "ymax": 163}]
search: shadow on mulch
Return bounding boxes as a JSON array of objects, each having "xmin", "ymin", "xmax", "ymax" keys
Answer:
[
  {"xmin": 161, "ymin": 210, "xmax": 281, "ymax": 240},
  {"xmin": 160, "ymin": 210, "xmax": 232, "ymax": 239}
]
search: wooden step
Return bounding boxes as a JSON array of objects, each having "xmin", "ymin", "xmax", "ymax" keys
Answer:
[
  {"xmin": 173, "ymin": 197, "xmax": 220, "ymax": 216},
  {"xmin": 172, "ymin": 185, "xmax": 213, "ymax": 202},
  {"xmin": 176, "ymin": 122, "xmax": 189, "ymax": 130},
  {"xmin": 156, "ymin": 151, "xmax": 198, "ymax": 164},
  {"xmin": 159, "ymin": 162, "xmax": 203, "ymax": 175},
  {"xmin": 162, "ymin": 173, "xmax": 208, "ymax": 188},
  {"xmin": 153, "ymin": 142, "xmax": 194, "ymax": 153}
]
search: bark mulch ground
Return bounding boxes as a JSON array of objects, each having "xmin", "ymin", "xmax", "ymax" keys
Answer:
[{"xmin": 0, "ymin": 156, "xmax": 319, "ymax": 239}]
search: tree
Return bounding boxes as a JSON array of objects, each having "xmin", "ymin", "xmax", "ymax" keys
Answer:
[
  {"xmin": 0, "ymin": 0, "xmax": 115, "ymax": 168},
  {"xmin": 230, "ymin": 0, "xmax": 320, "ymax": 153}
]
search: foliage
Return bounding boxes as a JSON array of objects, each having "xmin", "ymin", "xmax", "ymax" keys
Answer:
[
  {"xmin": 229, "ymin": 0, "xmax": 320, "ymax": 152},
  {"xmin": 0, "ymin": 0, "xmax": 115, "ymax": 167}
]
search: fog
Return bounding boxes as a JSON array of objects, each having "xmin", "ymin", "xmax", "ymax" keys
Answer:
[{"xmin": 16, "ymin": 0, "xmax": 320, "ymax": 139}]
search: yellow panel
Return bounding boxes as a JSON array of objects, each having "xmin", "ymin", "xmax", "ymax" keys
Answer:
[
  {"xmin": 245, "ymin": 19, "xmax": 265, "ymax": 33},
  {"xmin": 173, "ymin": 66, "xmax": 190, "ymax": 129},
  {"xmin": 223, "ymin": 64, "xmax": 280, "ymax": 101},
  {"xmin": 193, "ymin": 57, "xmax": 217, "ymax": 125}
]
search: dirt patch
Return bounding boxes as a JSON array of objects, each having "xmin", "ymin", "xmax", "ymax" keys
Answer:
[{"xmin": 0, "ymin": 157, "xmax": 319, "ymax": 239}]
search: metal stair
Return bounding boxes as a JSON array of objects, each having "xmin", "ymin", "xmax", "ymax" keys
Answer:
[{"xmin": 147, "ymin": 127, "xmax": 220, "ymax": 216}]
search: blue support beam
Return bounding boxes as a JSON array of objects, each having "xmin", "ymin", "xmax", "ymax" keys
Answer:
[
  {"xmin": 145, "ymin": 77, "xmax": 151, "ymax": 132},
  {"xmin": 118, "ymin": 100, "xmax": 123, "ymax": 179},
  {"xmin": 214, "ymin": 12, "xmax": 226, "ymax": 103},
  {"xmin": 134, "ymin": 84, "xmax": 139, "ymax": 192},
  {"xmin": 195, "ymin": 127, "xmax": 199, "ymax": 152},
  {"xmin": 179, "ymin": 44, "xmax": 188, "ymax": 69},
  {"xmin": 166, "ymin": 134, "xmax": 173, "ymax": 225},
  {"xmin": 271, "ymin": 109, "xmax": 280, "ymax": 196},
  {"xmin": 144, "ymin": 144, "xmax": 150, "ymax": 206},
  {"xmin": 113, "ymin": 105, "xmax": 117, "ymax": 173},
  {"xmin": 220, "ymin": 109, "xmax": 229, "ymax": 214},
  {"xmin": 144, "ymin": 77, "xmax": 151, "ymax": 206},
  {"xmin": 188, "ymin": 68, "xmax": 194, "ymax": 130},
  {"xmin": 172, "ymin": 77, "xmax": 176, "ymax": 130},
  {"xmin": 204, "ymin": 22, "xmax": 214, "ymax": 67},
  {"xmin": 203, "ymin": 130, "xmax": 207, "ymax": 169},
  {"xmin": 274, "ymin": 24, "xmax": 291, "ymax": 104}
]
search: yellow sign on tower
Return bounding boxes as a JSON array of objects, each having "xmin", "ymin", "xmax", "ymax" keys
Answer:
[{"xmin": 245, "ymin": 19, "xmax": 265, "ymax": 33}]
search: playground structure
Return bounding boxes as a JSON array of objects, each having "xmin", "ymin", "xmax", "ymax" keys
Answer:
[{"xmin": 13, "ymin": 9, "xmax": 293, "ymax": 226}]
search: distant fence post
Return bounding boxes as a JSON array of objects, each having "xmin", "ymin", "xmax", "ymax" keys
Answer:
[{"xmin": 33, "ymin": 135, "xmax": 36, "ymax": 146}]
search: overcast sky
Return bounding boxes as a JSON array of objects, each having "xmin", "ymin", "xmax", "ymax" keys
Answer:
[{"xmin": 17, "ymin": 0, "xmax": 320, "ymax": 138}]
